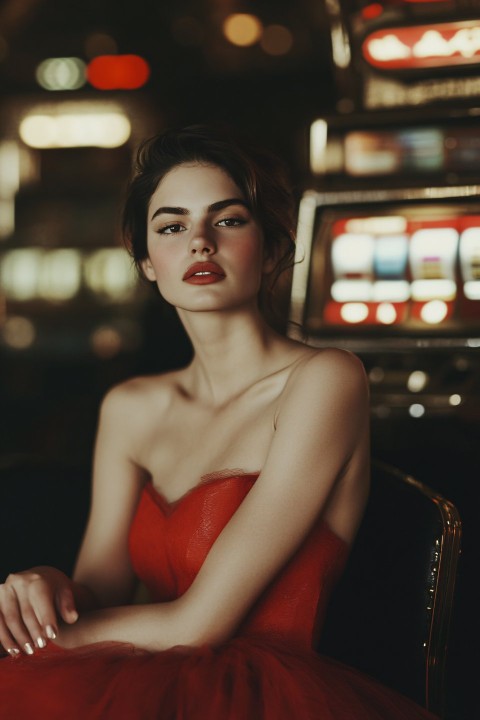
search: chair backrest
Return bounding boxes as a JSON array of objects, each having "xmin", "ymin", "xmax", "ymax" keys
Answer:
[{"xmin": 317, "ymin": 460, "xmax": 461, "ymax": 718}]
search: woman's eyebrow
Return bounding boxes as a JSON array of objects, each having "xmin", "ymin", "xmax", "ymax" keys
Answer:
[{"xmin": 150, "ymin": 198, "xmax": 249, "ymax": 222}]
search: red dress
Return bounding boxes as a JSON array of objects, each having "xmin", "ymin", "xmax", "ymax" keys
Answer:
[{"xmin": 0, "ymin": 473, "xmax": 438, "ymax": 719}]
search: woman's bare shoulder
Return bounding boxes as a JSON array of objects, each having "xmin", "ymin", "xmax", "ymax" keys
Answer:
[
  {"xmin": 100, "ymin": 369, "xmax": 187, "ymax": 421},
  {"xmin": 286, "ymin": 346, "xmax": 368, "ymax": 396}
]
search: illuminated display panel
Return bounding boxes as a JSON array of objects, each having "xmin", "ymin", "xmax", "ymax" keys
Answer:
[
  {"xmin": 362, "ymin": 20, "xmax": 480, "ymax": 71},
  {"xmin": 305, "ymin": 205, "xmax": 480, "ymax": 335},
  {"xmin": 342, "ymin": 127, "xmax": 480, "ymax": 178}
]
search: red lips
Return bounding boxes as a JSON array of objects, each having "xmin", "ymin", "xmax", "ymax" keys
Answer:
[{"xmin": 182, "ymin": 261, "xmax": 226, "ymax": 284}]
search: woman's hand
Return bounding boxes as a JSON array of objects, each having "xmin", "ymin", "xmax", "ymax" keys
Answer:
[{"xmin": 0, "ymin": 566, "xmax": 79, "ymax": 657}]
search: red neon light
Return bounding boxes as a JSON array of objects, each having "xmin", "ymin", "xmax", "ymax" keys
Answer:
[
  {"xmin": 362, "ymin": 20, "xmax": 480, "ymax": 70},
  {"xmin": 362, "ymin": 3, "xmax": 383, "ymax": 20},
  {"xmin": 87, "ymin": 55, "xmax": 150, "ymax": 90}
]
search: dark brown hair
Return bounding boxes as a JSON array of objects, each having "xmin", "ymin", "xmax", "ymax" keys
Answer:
[{"xmin": 122, "ymin": 125, "xmax": 296, "ymax": 316}]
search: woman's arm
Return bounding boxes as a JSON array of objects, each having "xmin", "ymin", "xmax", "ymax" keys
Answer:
[
  {"xmin": 72, "ymin": 383, "xmax": 148, "ymax": 609},
  {"xmin": 0, "ymin": 381, "xmax": 147, "ymax": 656},
  {"xmin": 56, "ymin": 349, "xmax": 369, "ymax": 652}
]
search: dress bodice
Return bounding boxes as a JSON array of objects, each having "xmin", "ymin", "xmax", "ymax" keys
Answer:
[{"xmin": 128, "ymin": 473, "xmax": 349, "ymax": 648}]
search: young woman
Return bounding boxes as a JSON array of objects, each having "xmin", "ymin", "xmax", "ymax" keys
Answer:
[{"xmin": 0, "ymin": 126, "xmax": 437, "ymax": 719}]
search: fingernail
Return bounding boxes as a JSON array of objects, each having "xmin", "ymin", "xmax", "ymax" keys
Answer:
[
  {"xmin": 7, "ymin": 648, "xmax": 20, "ymax": 658},
  {"xmin": 46, "ymin": 625, "xmax": 57, "ymax": 640},
  {"xmin": 36, "ymin": 637, "xmax": 47, "ymax": 649},
  {"xmin": 70, "ymin": 610, "xmax": 79, "ymax": 622},
  {"xmin": 24, "ymin": 642, "xmax": 34, "ymax": 655}
]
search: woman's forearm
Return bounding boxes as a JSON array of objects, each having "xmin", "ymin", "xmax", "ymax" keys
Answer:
[{"xmin": 55, "ymin": 601, "xmax": 192, "ymax": 652}]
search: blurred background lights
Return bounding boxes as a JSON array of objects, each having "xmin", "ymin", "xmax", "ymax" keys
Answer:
[
  {"xmin": 84, "ymin": 32, "xmax": 118, "ymax": 59},
  {"xmin": 1, "ymin": 248, "xmax": 42, "ymax": 300},
  {"xmin": 84, "ymin": 249, "xmax": 138, "ymax": 300},
  {"xmin": 35, "ymin": 57, "xmax": 86, "ymax": 91},
  {"xmin": 260, "ymin": 25, "xmax": 293, "ymax": 56},
  {"xmin": 420, "ymin": 299, "xmax": 449, "ymax": 324},
  {"xmin": 407, "ymin": 370, "xmax": 429, "ymax": 393},
  {"xmin": 37, "ymin": 249, "xmax": 82, "ymax": 301},
  {"xmin": 19, "ymin": 111, "xmax": 131, "ymax": 148},
  {"xmin": 449, "ymin": 394, "xmax": 462, "ymax": 406},
  {"xmin": 340, "ymin": 302, "xmax": 369, "ymax": 323},
  {"xmin": 223, "ymin": 14, "xmax": 263, "ymax": 47},
  {"xmin": 2, "ymin": 316, "xmax": 36, "ymax": 350},
  {"xmin": 310, "ymin": 119, "xmax": 328, "ymax": 174},
  {"xmin": 0, "ymin": 249, "xmax": 81, "ymax": 302},
  {"xmin": 87, "ymin": 54, "xmax": 150, "ymax": 90},
  {"xmin": 90, "ymin": 325, "xmax": 124, "ymax": 358},
  {"xmin": 376, "ymin": 302, "xmax": 397, "ymax": 324},
  {"xmin": 90, "ymin": 319, "xmax": 140, "ymax": 358},
  {"xmin": 369, "ymin": 366, "xmax": 385, "ymax": 383},
  {"xmin": 409, "ymin": 403, "xmax": 426, "ymax": 418}
]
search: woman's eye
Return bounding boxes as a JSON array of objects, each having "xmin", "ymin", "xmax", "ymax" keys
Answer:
[
  {"xmin": 217, "ymin": 217, "xmax": 247, "ymax": 227},
  {"xmin": 158, "ymin": 223, "xmax": 185, "ymax": 235}
]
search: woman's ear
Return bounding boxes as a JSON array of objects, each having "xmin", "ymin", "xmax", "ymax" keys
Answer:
[
  {"xmin": 262, "ymin": 245, "xmax": 278, "ymax": 275},
  {"xmin": 141, "ymin": 257, "xmax": 157, "ymax": 281}
]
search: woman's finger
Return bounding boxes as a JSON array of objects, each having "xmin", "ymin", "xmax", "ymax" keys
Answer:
[
  {"xmin": 0, "ymin": 615, "xmax": 22, "ymax": 658},
  {"xmin": 0, "ymin": 587, "xmax": 37, "ymax": 655},
  {"xmin": 28, "ymin": 578, "xmax": 59, "ymax": 640},
  {"xmin": 16, "ymin": 594, "xmax": 47, "ymax": 650},
  {"xmin": 57, "ymin": 587, "xmax": 79, "ymax": 625}
]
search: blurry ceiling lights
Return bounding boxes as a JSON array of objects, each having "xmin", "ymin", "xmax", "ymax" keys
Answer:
[
  {"xmin": 0, "ymin": 248, "xmax": 138, "ymax": 303},
  {"xmin": 35, "ymin": 54, "xmax": 149, "ymax": 92},
  {"xmin": 1, "ymin": 248, "xmax": 82, "ymax": 301},
  {"xmin": 260, "ymin": 25, "xmax": 293, "ymax": 56},
  {"xmin": 223, "ymin": 14, "xmax": 263, "ymax": 47},
  {"xmin": 84, "ymin": 249, "xmax": 137, "ymax": 301},
  {"xmin": 2, "ymin": 316, "xmax": 36, "ymax": 350},
  {"xmin": 36, "ymin": 57, "xmax": 86, "ymax": 91},
  {"xmin": 222, "ymin": 14, "xmax": 293, "ymax": 56},
  {"xmin": 19, "ymin": 110, "xmax": 131, "ymax": 148},
  {"xmin": 0, "ymin": 141, "xmax": 19, "ymax": 239}
]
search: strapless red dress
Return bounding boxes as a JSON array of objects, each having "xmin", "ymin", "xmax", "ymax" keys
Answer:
[{"xmin": 0, "ymin": 473, "xmax": 438, "ymax": 719}]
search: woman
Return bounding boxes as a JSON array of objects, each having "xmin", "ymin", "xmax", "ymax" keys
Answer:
[{"xmin": 0, "ymin": 126, "xmax": 437, "ymax": 719}]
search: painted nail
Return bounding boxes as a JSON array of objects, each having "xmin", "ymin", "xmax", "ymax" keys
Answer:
[
  {"xmin": 36, "ymin": 636, "xmax": 47, "ymax": 649},
  {"xmin": 46, "ymin": 625, "xmax": 57, "ymax": 640},
  {"xmin": 24, "ymin": 642, "xmax": 34, "ymax": 655},
  {"xmin": 7, "ymin": 648, "xmax": 20, "ymax": 658}
]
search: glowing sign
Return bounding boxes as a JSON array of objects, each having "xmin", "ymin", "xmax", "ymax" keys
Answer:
[
  {"xmin": 87, "ymin": 55, "xmax": 150, "ymax": 90},
  {"xmin": 362, "ymin": 21, "xmax": 480, "ymax": 70}
]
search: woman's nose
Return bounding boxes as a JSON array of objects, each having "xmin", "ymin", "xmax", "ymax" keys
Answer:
[{"xmin": 189, "ymin": 229, "xmax": 217, "ymax": 256}]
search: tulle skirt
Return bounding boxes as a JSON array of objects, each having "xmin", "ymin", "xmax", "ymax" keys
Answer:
[{"xmin": 0, "ymin": 635, "xmax": 438, "ymax": 720}]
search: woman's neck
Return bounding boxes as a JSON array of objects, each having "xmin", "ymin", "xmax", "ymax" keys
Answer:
[{"xmin": 177, "ymin": 306, "xmax": 288, "ymax": 407}]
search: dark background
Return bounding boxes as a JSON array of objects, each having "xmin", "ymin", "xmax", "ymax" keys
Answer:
[{"xmin": 1, "ymin": 2, "xmax": 478, "ymax": 718}]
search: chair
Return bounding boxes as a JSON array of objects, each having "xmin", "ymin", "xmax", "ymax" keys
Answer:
[{"xmin": 317, "ymin": 460, "xmax": 461, "ymax": 718}]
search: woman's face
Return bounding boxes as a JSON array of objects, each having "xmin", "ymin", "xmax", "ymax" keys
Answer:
[{"xmin": 142, "ymin": 163, "xmax": 270, "ymax": 314}]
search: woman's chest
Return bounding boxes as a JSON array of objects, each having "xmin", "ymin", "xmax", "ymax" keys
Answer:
[{"xmin": 136, "ymin": 391, "xmax": 278, "ymax": 502}]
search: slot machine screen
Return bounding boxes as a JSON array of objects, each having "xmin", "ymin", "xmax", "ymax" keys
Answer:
[{"xmin": 304, "ymin": 203, "xmax": 480, "ymax": 338}]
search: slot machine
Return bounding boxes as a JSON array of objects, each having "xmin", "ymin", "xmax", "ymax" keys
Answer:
[
  {"xmin": 294, "ymin": 3, "xmax": 480, "ymax": 713},
  {"xmin": 288, "ymin": 108, "xmax": 480, "ymax": 720}
]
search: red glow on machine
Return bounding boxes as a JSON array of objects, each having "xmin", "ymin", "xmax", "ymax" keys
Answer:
[
  {"xmin": 87, "ymin": 55, "xmax": 150, "ymax": 90},
  {"xmin": 362, "ymin": 21, "xmax": 480, "ymax": 70},
  {"xmin": 361, "ymin": 4, "xmax": 383, "ymax": 20}
]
